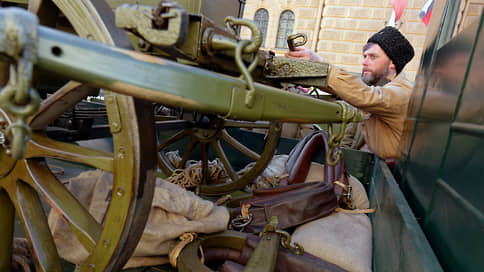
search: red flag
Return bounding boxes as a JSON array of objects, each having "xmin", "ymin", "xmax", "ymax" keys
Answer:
[
  {"xmin": 391, "ymin": 0, "xmax": 407, "ymax": 22},
  {"xmin": 420, "ymin": 0, "xmax": 434, "ymax": 26}
]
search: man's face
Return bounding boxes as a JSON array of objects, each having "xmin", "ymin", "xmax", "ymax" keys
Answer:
[{"xmin": 361, "ymin": 43, "xmax": 394, "ymax": 86}]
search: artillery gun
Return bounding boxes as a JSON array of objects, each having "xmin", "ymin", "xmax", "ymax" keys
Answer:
[
  {"xmin": 1, "ymin": 1, "xmax": 481, "ymax": 272},
  {"xmin": 0, "ymin": 1, "xmax": 362, "ymax": 271}
]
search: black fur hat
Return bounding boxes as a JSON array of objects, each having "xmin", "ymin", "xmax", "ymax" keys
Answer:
[{"xmin": 367, "ymin": 26, "xmax": 415, "ymax": 74}]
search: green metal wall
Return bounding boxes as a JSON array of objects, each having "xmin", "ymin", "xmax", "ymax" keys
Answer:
[{"xmin": 398, "ymin": 1, "xmax": 484, "ymax": 271}]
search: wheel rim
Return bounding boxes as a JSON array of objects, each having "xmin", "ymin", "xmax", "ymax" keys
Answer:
[
  {"xmin": 156, "ymin": 113, "xmax": 281, "ymax": 196},
  {"xmin": 0, "ymin": 1, "xmax": 156, "ymax": 271}
]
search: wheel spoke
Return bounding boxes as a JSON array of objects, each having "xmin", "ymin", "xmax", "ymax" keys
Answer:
[
  {"xmin": 13, "ymin": 181, "xmax": 62, "ymax": 272},
  {"xmin": 157, "ymin": 129, "xmax": 190, "ymax": 152},
  {"xmin": 221, "ymin": 130, "xmax": 261, "ymax": 161},
  {"xmin": 29, "ymin": 82, "xmax": 98, "ymax": 130},
  {"xmin": 26, "ymin": 134, "xmax": 114, "ymax": 172},
  {"xmin": 0, "ymin": 189, "xmax": 14, "ymax": 272},
  {"xmin": 15, "ymin": 160, "xmax": 101, "ymax": 252},
  {"xmin": 178, "ymin": 138, "xmax": 198, "ymax": 169},
  {"xmin": 212, "ymin": 139, "xmax": 237, "ymax": 182}
]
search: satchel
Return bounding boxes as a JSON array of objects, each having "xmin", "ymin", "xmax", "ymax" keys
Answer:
[
  {"xmin": 284, "ymin": 130, "xmax": 353, "ymax": 209},
  {"xmin": 232, "ymin": 181, "xmax": 337, "ymax": 233},
  {"xmin": 230, "ymin": 131, "xmax": 353, "ymax": 233}
]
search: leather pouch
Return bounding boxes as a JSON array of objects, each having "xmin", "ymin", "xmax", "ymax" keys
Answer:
[
  {"xmin": 231, "ymin": 131, "xmax": 353, "ymax": 233},
  {"xmin": 236, "ymin": 181, "xmax": 338, "ymax": 233}
]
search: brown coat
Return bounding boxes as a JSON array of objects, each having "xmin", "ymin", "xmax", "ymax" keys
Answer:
[{"xmin": 327, "ymin": 66, "xmax": 413, "ymax": 159}]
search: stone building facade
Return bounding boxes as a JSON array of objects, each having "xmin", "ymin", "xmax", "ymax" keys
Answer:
[{"xmin": 241, "ymin": 0, "xmax": 484, "ymax": 80}]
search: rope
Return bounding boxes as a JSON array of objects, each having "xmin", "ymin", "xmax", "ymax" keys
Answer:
[
  {"xmin": 169, "ymin": 232, "xmax": 197, "ymax": 268},
  {"xmin": 12, "ymin": 238, "xmax": 31, "ymax": 272},
  {"xmin": 241, "ymin": 203, "xmax": 251, "ymax": 218},
  {"xmin": 333, "ymin": 180, "xmax": 347, "ymax": 190},
  {"xmin": 215, "ymin": 194, "xmax": 232, "ymax": 206},
  {"xmin": 335, "ymin": 204, "xmax": 377, "ymax": 214},
  {"xmin": 165, "ymin": 151, "xmax": 229, "ymax": 188}
]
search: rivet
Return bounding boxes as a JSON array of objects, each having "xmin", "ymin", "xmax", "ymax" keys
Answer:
[
  {"xmin": 116, "ymin": 187, "xmax": 125, "ymax": 197},
  {"xmin": 117, "ymin": 145, "xmax": 125, "ymax": 159},
  {"xmin": 103, "ymin": 239, "xmax": 111, "ymax": 248}
]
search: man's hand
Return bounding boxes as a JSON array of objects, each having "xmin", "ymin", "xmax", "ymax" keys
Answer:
[{"xmin": 284, "ymin": 47, "xmax": 324, "ymax": 62}]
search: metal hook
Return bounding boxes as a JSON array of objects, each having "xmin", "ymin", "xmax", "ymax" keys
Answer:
[{"xmin": 287, "ymin": 33, "xmax": 307, "ymax": 51}]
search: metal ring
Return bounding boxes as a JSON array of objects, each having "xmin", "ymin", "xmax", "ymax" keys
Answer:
[
  {"xmin": 0, "ymin": 87, "xmax": 40, "ymax": 118},
  {"xmin": 231, "ymin": 214, "xmax": 253, "ymax": 229}
]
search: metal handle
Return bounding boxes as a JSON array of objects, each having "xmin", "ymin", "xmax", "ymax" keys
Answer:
[{"xmin": 287, "ymin": 33, "xmax": 307, "ymax": 51}]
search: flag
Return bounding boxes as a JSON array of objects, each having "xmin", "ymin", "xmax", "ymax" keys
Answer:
[
  {"xmin": 420, "ymin": 0, "xmax": 434, "ymax": 26},
  {"xmin": 391, "ymin": 0, "xmax": 407, "ymax": 22}
]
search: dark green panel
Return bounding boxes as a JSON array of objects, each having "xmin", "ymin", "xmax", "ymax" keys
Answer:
[
  {"xmin": 176, "ymin": 0, "xmax": 241, "ymax": 26},
  {"xmin": 399, "ymin": 0, "xmax": 460, "ymax": 157},
  {"xmin": 342, "ymin": 148, "xmax": 375, "ymax": 190},
  {"xmin": 440, "ymin": 130, "xmax": 484, "ymax": 211},
  {"xmin": 402, "ymin": 20, "xmax": 478, "ymax": 219},
  {"xmin": 370, "ymin": 161, "xmax": 442, "ymax": 272},
  {"xmin": 423, "ymin": 16, "xmax": 484, "ymax": 271},
  {"xmin": 424, "ymin": 180, "xmax": 484, "ymax": 272}
]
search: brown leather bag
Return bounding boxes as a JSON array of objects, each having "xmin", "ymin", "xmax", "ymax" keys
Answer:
[
  {"xmin": 236, "ymin": 182, "xmax": 337, "ymax": 233},
  {"xmin": 284, "ymin": 130, "xmax": 353, "ymax": 209},
  {"xmin": 230, "ymin": 131, "xmax": 353, "ymax": 233}
]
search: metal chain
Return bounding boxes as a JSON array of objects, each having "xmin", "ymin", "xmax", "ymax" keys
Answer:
[
  {"xmin": 0, "ymin": 8, "xmax": 40, "ymax": 159},
  {"xmin": 326, "ymin": 101, "xmax": 349, "ymax": 166}
]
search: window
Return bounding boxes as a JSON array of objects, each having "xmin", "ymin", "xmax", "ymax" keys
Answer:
[
  {"xmin": 254, "ymin": 8, "xmax": 269, "ymax": 47},
  {"xmin": 276, "ymin": 10, "xmax": 295, "ymax": 49}
]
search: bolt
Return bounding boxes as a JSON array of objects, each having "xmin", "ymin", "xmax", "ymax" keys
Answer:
[
  {"xmin": 103, "ymin": 239, "xmax": 111, "ymax": 248},
  {"xmin": 116, "ymin": 187, "xmax": 125, "ymax": 197}
]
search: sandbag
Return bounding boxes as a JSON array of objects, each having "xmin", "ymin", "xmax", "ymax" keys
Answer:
[
  {"xmin": 291, "ymin": 212, "xmax": 372, "ymax": 272},
  {"xmin": 48, "ymin": 170, "xmax": 229, "ymax": 268}
]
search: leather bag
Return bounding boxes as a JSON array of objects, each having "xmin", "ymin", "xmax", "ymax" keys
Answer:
[
  {"xmin": 235, "ymin": 181, "xmax": 337, "ymax": 233},
  {"xmin": 231, "ymin": 131, "xmax": 353, "ymax": 233}
]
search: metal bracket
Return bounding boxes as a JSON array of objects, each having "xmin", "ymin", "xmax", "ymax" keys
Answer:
[
  {"xmin": 115, "ymin": 1, "xmax": 188, "ymax": 47},
  {"xmin": 263, "ymin": 56, "xmax": 330, "ymax": 89}
]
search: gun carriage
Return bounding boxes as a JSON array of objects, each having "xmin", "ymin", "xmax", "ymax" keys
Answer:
[{"xmin": 0, "ymin": 0, "xmax": 482, "ymax": 272}]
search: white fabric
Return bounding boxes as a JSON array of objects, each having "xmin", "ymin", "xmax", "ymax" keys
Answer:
[
  {"xmin": 48, "ymin": 170, "xmax": 229, "ymax": 268},
  {"xmin": 292, "ymin": 212, "xmax": 372, "ymax": 272}
]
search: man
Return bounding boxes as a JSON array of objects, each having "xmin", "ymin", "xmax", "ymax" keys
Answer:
[{"xmin": 285, "ymin": 26, "xmax": 415, "ymax": 160}]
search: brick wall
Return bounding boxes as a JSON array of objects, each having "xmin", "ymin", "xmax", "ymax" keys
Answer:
[{"xmin": 242, "ymin": 1, "xmax": 480, "ymax": 82}]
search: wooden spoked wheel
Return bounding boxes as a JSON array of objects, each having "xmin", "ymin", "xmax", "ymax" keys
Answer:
[
  {"xmin": 0, "ymin": 1, "xmax": 156, "ymax": 271},
  {"xmin": 156, "ymin": 113, "xmax": 281, "ymax": 196}
]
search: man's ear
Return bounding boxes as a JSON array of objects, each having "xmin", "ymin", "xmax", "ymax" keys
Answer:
[{"xmin": 388, "ymin": 61, "xmax": 397, "ymax": 75}]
